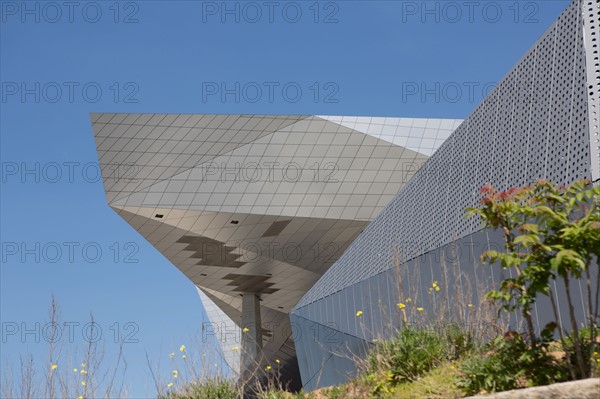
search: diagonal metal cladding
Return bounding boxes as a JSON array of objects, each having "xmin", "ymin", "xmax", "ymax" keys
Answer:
[
  {"xmin": 176, "ymin": 235, "xmax": 246, "ymax": 268},
  {"xmin": 97, "ymin": 115, "xmax": 439, "ymax": 216},
  {"xmin": 92, "ymin": 113, "xmax": 312, "ymax": 204},
  {"xmin": 196, "ymin": 287, "xmax": 241, "ymax": 375}
]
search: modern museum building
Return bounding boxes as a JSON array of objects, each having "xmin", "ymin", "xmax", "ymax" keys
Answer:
[{"xmin": 92, "ymin": 0, "xmax": 599, "ymax": 391}]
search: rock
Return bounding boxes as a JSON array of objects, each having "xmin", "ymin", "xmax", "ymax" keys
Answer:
[{"xmin": 466, "ymin": 378, "xmax": 599, "ymax": 399}]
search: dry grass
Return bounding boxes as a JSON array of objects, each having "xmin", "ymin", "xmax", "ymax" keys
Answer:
[
  {"xmin": 0, "ymin": 246, "xmax": 526, "ymax": 398},
  {"xmin": 1, "ymin": 296, "xmax": 129, "ymax": 399}
]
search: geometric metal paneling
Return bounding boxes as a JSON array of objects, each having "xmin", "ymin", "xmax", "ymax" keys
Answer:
[
  {"xmin": 91, "ymin": 2, "xmax": 598, "ymax": 392},
  {"xmin": 92, "ymin": 1, "xmax": 597, "ymax": 392},
  {"xmin": 95, "ymin": 115, "xmax": 462, "ymax": 221},
  {"xmin": 92, "ymin": 113, "xmax": 461, "ymax": 387},
  {"xmin": 295, "ymin": 0, "xmax": 596, "ymax": 310},
  {"xmin": 317, "ymin": 116, "xmax": 460, "ymax": 156},
  {"xmin": 93, "ymin": 114, "xmax": 308, "ymax": 205}
]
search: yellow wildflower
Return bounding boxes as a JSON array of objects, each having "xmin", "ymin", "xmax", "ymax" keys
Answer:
[
  {"xmin": 435, "ymin": 286, "xmax": 440, "ymax": 292},
  {"xmin": 242, "ymin": 327, "xmax": 249, "ymax": 333},
  {"xmin": 81, "ymin": 370, "xmax": 87, "ymax": 375},
  {"xmin": 169, "ymin": 352, "xmax": 174, "ymax": 359},
  {"xmin": 167, "ymin": 382, "xmax": 173, "ymax": 388},
  {"xmin": 397, "ymin": 303, "xmax": 405, "ymax": 309},
  {"xmin": 51, "ymin": 364, "xmax": 57, "ymax": 370},
  {"xmin": 74, "ymin": 368, "xmax": 78, "ymax": 373},
  {"xmin": 276, "ymin": 359, "xmax": 280, "ymax": 364},
  {"xmin": 356, "ymin": 310, "xmax": 363, "ymax": 317},
  {"xmin": 406, "ymin": 298, "xmax": 411, "ymax": 302},
  {"xmin": 372, "ymin": 339, "xmax": 379, "ymax": 343},
  {"xmin": 172, "ymin": 370, "xmax": 178, "ymax": 378},
  {"xmin": 432, "ymin": 282, "xmax": 438, "ymax": 288},
  {"xmin": 81, "ymin": 381, "xmax": 86, "ymax": 386},
  {"xmin": 77, "ymin": 396, "xmax": 83, "ymax": 399},
  {"xmin": 417, "ymin": 307, "xmax": 424, "ymax": 312},
  {"xmin": 232, "ymin": 346, "xmax": 239, "ymax": 351},
  {"xmin": 179, "ymin": 345, "xmax": 186, "ymax": 352},
  {"xmin": 182, "ymin": 355, "xmax": 187, "ymax": 359},
  {"xmin": 468, "ymin": 304, "xmax": 474, "ymax": 308},
  {"xmin": 265, "ymin": 365, "xmax": 272, "ymax": 371}
]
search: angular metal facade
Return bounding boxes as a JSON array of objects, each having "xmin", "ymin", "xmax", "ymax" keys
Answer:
[
  {"xmin": 92, "ymin": 0, "xmax": 599, "ymax": 391},
  {"xmin": 291, "ymin": 0, "xmax": 600, "ymax": 390},
  {"xmin": 92, "ymin": 113, "xmax": 461, "ymax": 387}
]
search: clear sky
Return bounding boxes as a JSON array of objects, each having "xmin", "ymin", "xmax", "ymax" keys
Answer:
[{"xmin": 1, "ymin": 1, "xmax": 571, "ymax": 397}]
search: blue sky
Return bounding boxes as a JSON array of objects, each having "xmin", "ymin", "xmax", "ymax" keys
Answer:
[{"xmin": 1, "ymin": 1, "xmax": 570, "ymax": 396}]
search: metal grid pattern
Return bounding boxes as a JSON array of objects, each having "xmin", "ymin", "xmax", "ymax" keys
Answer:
[
  {"xmin": 93, "ymin": 114, "xmax": 307, "ymax": 204},
  {"xmin": 316, "ymin": 116, "xmax": 461, "ymax": 157},
  {"xmin": 93, "ymin": 114, "xmax": 461, "ymax": 308},
  {"xmin": 92, "ymin": 113, "xmax": 461, "ymax": 385},
  {"xmin": 196, "ymin": 287, "xmax": 241, "ymax": 374},
  {"xmin": 93, "ymin": 115, "xmax": 460, "ymax": 221},
  {"xmin": 296, "ymin": 0, "xmax": 594, "ymax": 309},
  {"xmin": 293, "ymin": 228, "xmax": 595, "ymax": 390}
]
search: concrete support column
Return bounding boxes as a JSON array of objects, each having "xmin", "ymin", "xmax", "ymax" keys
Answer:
[{"xmin": 241, "ymin": 292, "xmax": 262, "ymax": 380}]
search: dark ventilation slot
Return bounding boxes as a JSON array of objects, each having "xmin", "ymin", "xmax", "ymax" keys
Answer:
[
  {"xmin": 231, "ymin": 220, "xmax": 239, "ymax": 225},
  {"xmin": 155, "ymin": 214, "xmax": 164, "ymax": 219},
  {"xmin": 261, "ymin": 220, "xmax": 291, "ymax": 237}
]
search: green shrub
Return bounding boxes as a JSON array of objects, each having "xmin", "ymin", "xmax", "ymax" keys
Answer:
[
  {"xmin": 468, "ymin": 180, "xmax": 600, "ymax": 379},
  {"xmin": 442, "ymin": 323, "xmax": 478, "ymax": 360},
  {"xmin": 457, "ymin": 353, "xmax": 516, "ymax": 395},
  {"xmin": 160, "ymin": 378, "xmax": 239, "ymax": 399},
  {"xmin": 363, "ymin": 324, "xmax": 480, "ymax": 397},
  {"xmin": 367, "ymin": 327, "xmax": 447, "ymax": 384},
  {"xmin": 457, "ymin": 333, "xmax": 568, "ymax": 395},
  {"xmin": 562, "ymin": 326, "xmax": 600, "ymax": 379}
]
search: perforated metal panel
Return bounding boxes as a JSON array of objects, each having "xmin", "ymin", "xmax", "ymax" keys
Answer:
[
  {"xmin": 293, "ymin": 0, "xmax": 597, "ymax": 390},
  {"xmin": 296, "ymin": 0, "xmax": 594, "ymax": 309},
  {"xmin": 294, "ymin": 227, "xmax": 596, "ymax": 389}
]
